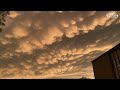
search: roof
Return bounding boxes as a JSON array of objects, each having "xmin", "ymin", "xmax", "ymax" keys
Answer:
[{"xmin": 92, "ymin": 43, "xmax": 120, "ymax": 63}]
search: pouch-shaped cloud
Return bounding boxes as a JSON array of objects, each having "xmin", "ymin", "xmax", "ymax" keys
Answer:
[
  {"xmin": 0, "ymin": 11, "xmax": 119, "ymax": 79},
  {"xmin": 8, "ymin": 11, "xmax": 20, "ymax": 18},
  {"xmin": 11, "ymin": 26, "xmax": 29, "ymax": 38}
]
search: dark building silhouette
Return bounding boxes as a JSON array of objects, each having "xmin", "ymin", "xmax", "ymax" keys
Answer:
[{"xmin": 92, "ymin": 43, "xmax": 120, "ymax": 79}]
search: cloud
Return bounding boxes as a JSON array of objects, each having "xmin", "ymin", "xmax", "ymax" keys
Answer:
[
  {"xmin": 0, "ymin": 11, "xmax": 120, "ymax": 79},
  {"xmin": 5, "ymin": 11, "xmax": 118, "ymax": 51},
  {"xmin": 11, "ymin": 26, "xmax": 29, "ymax": 38},
  {"xmin": 8, "ymin": 11, "xmax": 20, "ymax": 18}
]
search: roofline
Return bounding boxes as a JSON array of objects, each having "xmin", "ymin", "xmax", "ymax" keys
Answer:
[{"xmin": 92, "ymin": 43, "xmax": 120, "ymax": 63}]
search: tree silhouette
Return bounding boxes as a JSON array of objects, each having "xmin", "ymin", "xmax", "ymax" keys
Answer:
[
  {"xmin": 0, "ymin": 11, "xmax": 9, "ymax": 32},
  {"xmin": 79, "ymin": 77, "xmax": 90, "ymax": 79}
]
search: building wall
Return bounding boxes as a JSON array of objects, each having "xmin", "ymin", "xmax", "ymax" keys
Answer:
[
  {"xmin": 109, "ymin": 48, "xmax": 120, "ymax": 78},
  {"xmin": 92, "ymin": 43, "xmax": 120, "ymax": 79},
  {"xmin": 92, "ymin": 53, "xmax": 115, "ymax": 79}
]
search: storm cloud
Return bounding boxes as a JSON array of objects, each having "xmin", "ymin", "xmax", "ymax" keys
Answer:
[{"xmin": 0, "ymin": 11, "xmax": 120, "ymax": 79}]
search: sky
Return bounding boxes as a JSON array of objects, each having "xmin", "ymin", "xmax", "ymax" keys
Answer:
[{"xmin": 0, "ymin": 11, "xmax": 120, "ymax": 79}]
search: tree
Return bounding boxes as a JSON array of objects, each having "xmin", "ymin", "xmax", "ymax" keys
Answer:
[
  {"xmin": 0, "ymin": 11, "xmax": 9, "ymax": 32},
  {"xmin": 79, "ymin": 77, "xmax": 90, "ymax": 79}
]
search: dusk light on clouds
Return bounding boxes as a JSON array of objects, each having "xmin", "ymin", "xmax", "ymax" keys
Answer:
[{"xmin": 0, "ymin": 11, "xmax": 120, "ymax": 79}]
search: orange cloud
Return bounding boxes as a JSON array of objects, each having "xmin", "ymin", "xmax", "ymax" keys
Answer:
[
  {"xmin": 0, "ymin": 11, "xmax": 119, "ymax": 79},
  {"xmin": 11, "ymin": 27, "xmax": 29, "ymax": 38}
]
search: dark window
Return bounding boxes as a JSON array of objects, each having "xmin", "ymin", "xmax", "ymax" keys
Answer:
[
  {"xmin": 117, "ymin": 49, "xmax": 120, "ymax": 63},
  {"xmin": 111, "ymin": 53, "xmax": 115, "ymax": 62},
  {"xmin": 110, "ymin": 51, "xmax": 120, "ymax": 78},
  {"xmin": 113, "ymin": 51, "xmax": 119, "ymax": 65}
]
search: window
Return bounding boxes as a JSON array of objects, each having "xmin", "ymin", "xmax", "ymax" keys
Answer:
[
  {"xmin": 110, "ymin": 51, "xmax": 120, "ymax": 78},
  {"xmin": 113, "ymin": 51, "xmax": 119, "ymax": 65},
  {"xmin": 111, "ymin": 53, "xmax": 115, "ymax": 62},
  {"xmin": 117, "ymin": 49, "xmax": 120, "ymax": 63}
]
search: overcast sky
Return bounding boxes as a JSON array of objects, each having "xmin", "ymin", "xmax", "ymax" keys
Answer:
[{"xmin": 0, "ymin": 11, "xmax": 120, "ymax": 79}]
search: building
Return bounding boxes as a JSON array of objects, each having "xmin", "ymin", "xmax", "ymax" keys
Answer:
[{"xmin": 92, "ymin": 43, "xmax": 120, "ymax": 79}]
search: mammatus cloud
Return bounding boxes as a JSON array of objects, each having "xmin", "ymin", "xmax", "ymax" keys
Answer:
[{"xmin": 0, "ymin": 11, "xmax": 120, "ymax": 79}]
